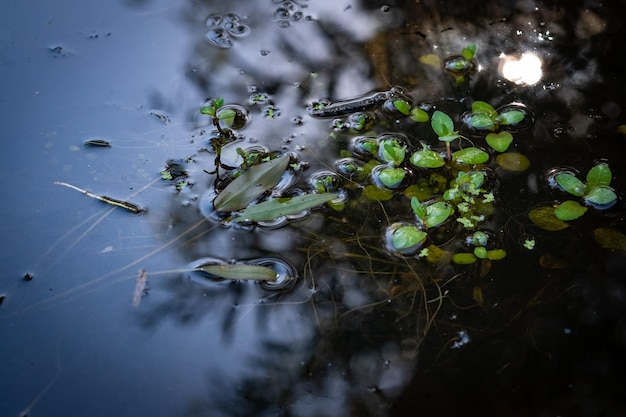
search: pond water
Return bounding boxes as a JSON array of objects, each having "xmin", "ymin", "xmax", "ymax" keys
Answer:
[{"xmin": 2, "ymin": 1, "xmax": 626, "ymax": 416}]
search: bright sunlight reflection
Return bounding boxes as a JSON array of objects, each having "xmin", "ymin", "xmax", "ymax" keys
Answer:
[{"xmin": 498, "ymin": 52, "xmax": 543, "ymax": 85}]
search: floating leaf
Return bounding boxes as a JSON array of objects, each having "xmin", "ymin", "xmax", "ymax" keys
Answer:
[
  {"xmin": 554, "ymin": 200, "xmax": 588, "ymax": 221},
  {"xmin": 471, "ymin": 101, "xmax": 498, "ymax": 118},
  {"xmin": 452, "ymin": 252, "xmax": 477, "ymax": 264},
  {"xmin": 425, "ymin": 201, "xmax": 454, "ymax": 228},
  {"xmin": 486, "ymin": 249, "xmax": 506, "ymax": 260},
  {"xmin": 393, "ymin": 99, "xmax": 411, "ymax": 116},
  {"xmin": 410, "ymin": 107, "xmax": 429, "ymax": 123},
  {"xmin": 410, "ymin": 149, "xmax": 445, "ymax": 168},
  {"xmin": 468, "ymin": 113, "xmax": 495, "ymax": 130},
  {"xmin": 197, "ymin": 263, "xmax": 278, "ymax": 281},
  {"xmin": 586, "ymin": 163, "xmax": 612, "ymax": 190},
  {"xmin": 584, "ymin": 185, "xmax": 617, "ymax": 206},
  {"xmin": 379, "ymin": 139, "xmax": 405, "ymax": 165},
  {"xmin": 363, "ymin": 185, "xmax": 394, "ymax": 201},
  {"xmin": 496, "ymin": 152, "xmax": 530, "ymax": 172},
  {"xmin": 498, "ymin": 109, "xmax": 525, "ymax": 125},
  {"xmin": 411, "ymin": 197, "xmax": 427, "ymax": 223},
  {"xmin": 474, "ymin": 246, "xmax": 488, "ymax": 259},
  {"xmin": 453, "ymin": 147, "xmax": 489, "ymax": 165},
  {"xmin": 528, "ymin": 206, "xmax": 569, "ymax": 231},
  {"xmin": 232, "ymin": 192, "xmax": 338, "ymax": 223},
  {"xmin": 391, "ymin": 225, "xmax": 427, "ymax": 250},
  {"xmin": 539, "ymin": 254, "xmax": 569, "ymax": 269},
  {"xmin": 378, "ymin": 167, "xmax": 406, "ymax": 187},
  {"xmin": 486, "ymin": 132, "xmax": 513, "ymax": 152},
  {"xmin": 555, "ymin": 173, "xmax": 585, "ymax": 197},
  {"xmin": 593, "ymin": 227, "xmax": 626, "ymax": 251},
  {"xmin": 425, "ymin": 244, "xmax": 451, "ymax": 263},
  {"xmin": 214, "ymin": 155, "xmax": 290, "ymax": 212}
]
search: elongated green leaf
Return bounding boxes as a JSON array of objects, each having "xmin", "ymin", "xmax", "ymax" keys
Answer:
[
  {"xmin": 453, "ymin": 147, "xmax": 489, "ymax": 165},
  {"xmin": 586, "ymin": 163, "xmax": 612, "ymax": 190},
  {"xmin": 411, "ymin": 196, "xmax": 427, "ymax": 222},
  {"xmin": 393, "ymin": 99, "xmax": 411, "ymax": 115},
  {"xmin": 452, "ymin": 252, "xmax": 477, "ymax": 264},
  {"xmin": 214, "ymin": 155, "xmax": 290, "ymax": 212},
  {"xmin": 486, "ymin": 249, "xmax": 507, "ymax": 260},
  {"xmin": 554, "ymin": 200, "xmax": 588, "ymax": 221},
  {"xmin": 232, "ymin": 192, "xmax": 338, "ymax": 223},
  {"xmin": 197, "ymin": 263, "xmax": 278, "ymax": 281}
]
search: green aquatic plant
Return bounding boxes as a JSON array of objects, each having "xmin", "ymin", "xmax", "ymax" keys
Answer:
[
  {"xmin": 466, "ymin": 101, "xmax": 526, "ymax": 152},
  {"xmin": 553, "ymin": 162, "xmax": 617, "ymax": 220}
]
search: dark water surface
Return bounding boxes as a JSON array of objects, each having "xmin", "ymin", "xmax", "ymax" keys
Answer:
[{"xmin": 2, "ymin": 1, "xmax": 626, "ymax": 416}]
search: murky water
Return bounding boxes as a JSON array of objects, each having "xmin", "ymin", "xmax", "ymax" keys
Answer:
[{"xmin": 2, "ymin": 1, "xmax": 626, "ymax": 416}]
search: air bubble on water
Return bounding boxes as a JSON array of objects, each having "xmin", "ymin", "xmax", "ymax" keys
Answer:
[
  {"xmin": 380, "ymin": 5, "xmax": 391, "ymax": 13},
  {"xmin": 250, "ymin": 257, "xmax": 299, "ymax": 291},
  {"xmin": 205, "ymin": 14, "xmax": 223, "ymax": 27},
  {"xmin": 260, "ymin": 49, "xmax": 270, "ymax": 56},
  {"xmin": 205, "ymin": 28, "xmax": 233, "ymax": 49}
]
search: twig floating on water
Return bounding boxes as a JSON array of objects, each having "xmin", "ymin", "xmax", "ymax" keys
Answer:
[
  {"xmin": 83, "ymin": 139, "xmax": 112, "ymax": 147},
  {"xmin": 132, "ymin": 269, "xmax": 148, "ymax": 308},
  {"xmin": 53, "ymin": 181, "xmax": 143, "ymax": 214}
]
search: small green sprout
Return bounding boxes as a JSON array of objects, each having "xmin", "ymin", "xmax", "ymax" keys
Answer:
[{"xmin": 523, "ymin": 238, "xmax": 536, "ymax": 250}]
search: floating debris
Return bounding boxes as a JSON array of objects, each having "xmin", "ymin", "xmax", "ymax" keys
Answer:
[
  {"xmin": 132, "ymin": 269, "xmax": 148, "ymax": 308},
  {"xmin": 54, "ymin": 181, "xmax": 143, "ymax": 214},
  {"xmin": 83, "ymin": 139, "xmax": 112, "ymax": 148}
]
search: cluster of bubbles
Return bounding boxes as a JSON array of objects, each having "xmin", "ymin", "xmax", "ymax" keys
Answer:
[
  {"xmin": 272, "ymin": 0, "xmax": 312, "ymax": 27},
  {"xmin": 205, "ymin": 13, "xmax": 250, "ymax": 49}
]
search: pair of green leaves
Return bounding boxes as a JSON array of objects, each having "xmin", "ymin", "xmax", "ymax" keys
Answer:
[
  {"xmin": 468, "ymin": 101, "xmax": 525, "ymax": 152},
  {"xmin": 213, "ymin": 154, "xmax": 337, "ymax": 222},
  {"xmin": 429, "ymin": 111, "xmax": 490, "ymax": 165},
  {"xmin": 554, "ymin": 163, "xmax": 617, "ymax": 220}
]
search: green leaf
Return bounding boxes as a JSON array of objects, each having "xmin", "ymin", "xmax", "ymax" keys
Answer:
[
  {"xmin": 474, "ymin": 246, "xmax": 488, "ymax": 259},
  {"xmin": 391, "ymin": 226, "xmax": 427, "ymax": 250},
  {"xmin": 197, "ymin": 263, "xmax": 278, "ymax": 281},
  {"xmin": 486, "ymin": 132, "xmax": 513, "ymax": 152},
  {"xmin": 431, "ymin": 110, "xmax": 454, "ymax": 137},
  {"xmin": 410, "ymin": 108, "xmax": 429, "ymax": 123},
  {"xmin": 425, "ymin": 202, "xmax": 454, "ymax": 228},
  {"xmin": 471, "ymin": 101, "xmax": 498, "ymax": 118},
  {"xmin": 555, "ymin": 173, "xmax": 586, "ymax": 197},
  {"xmin": 232, "ymin": 192, "xmax": 338, "ymax": 223},
  {"xmin": 468, "ymin": 113, "xmax": 495, "ymax": 130},
  {"xmin": 438, "ymin": 133, "xmax": 461, "ymax": 143},
  {"xmin": 214, "ymin": 155, "xmax": 290, "ymax": 212},
  {"xmin": 486, "ymin": 249, "xmax": 506, "ymax": 260},
  {"xmin": 363, "ymin": 185, "xmax": 394, "ymax": 201},
  {"xmin": 380, "ymin": 139, "xmax": 405, "ymax": 165},
  {"xmin": 498, "ymin": 109, "xmax": 525, "ymax": 125},
  {"xmin": 378, "ymin": 167, "xmax": 406, "ymax": 187},
  {"xmin": 495, "ymin": 152, "xmax": 530, "ymax": 172},
  {"xmin": 528, "ymin": 206, "xmax": 569, "ymax": 231},
  {"xmin": 554, "ymin": 200, "xmax": 588, "ymax": 221},
  {"xmin": 593, "ymin": 227, "xmax": 626, "ymax": 251},
  {"xmin": 586, "ymin": 163, "xmax": 612, "ymax": 190},
  {"xmin": 452, "ymin": 252, "xmax": 477, "ymax": 264},
  {"xmin": 393, "ymin": 99, "xmax": 411, "ymax": 116},
  {"xmin": 411, "ymin": 197, "xmax": 427, "ymax": 222},
  {"xmin": 409, "ymin": 149, "xmax": 445, "ymax": 168},
  {"xmin": 452, "ymin": 147, "xmax": 489, "ymax": 165},
  {"xmin": 461, "ymin": 44, "xmax": 476, "ymax": 61},
  {"xmin": 584, "ymin": 186, "xmax": 617, "ymax": 206},
  {"xmin": 216, "ymin": 108, "xmax": 236, "ymax": 127}
]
